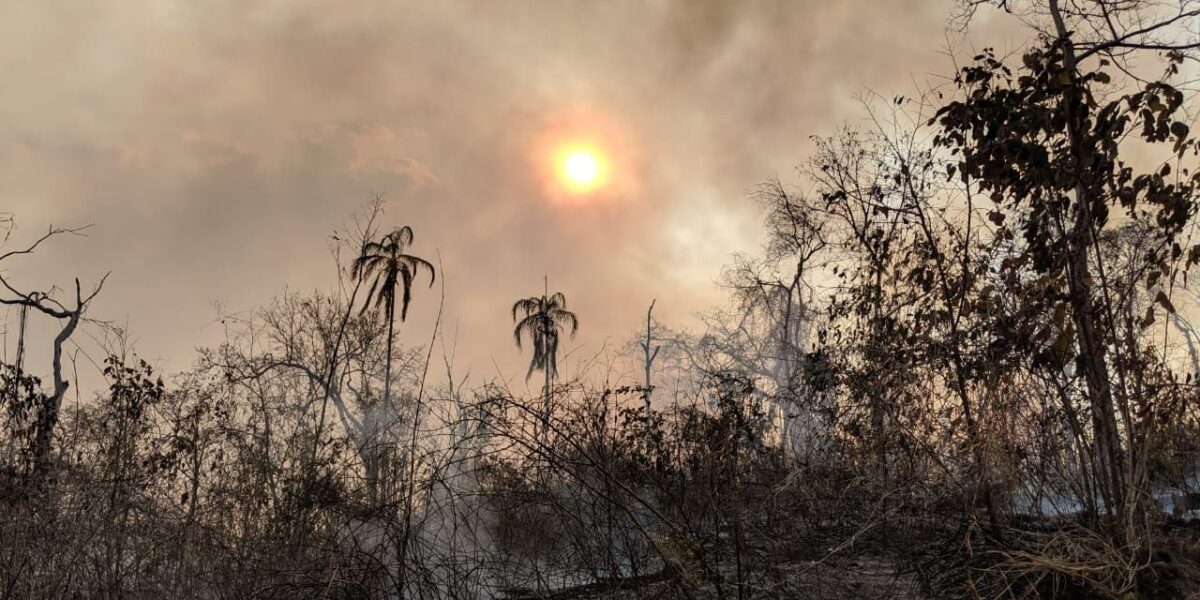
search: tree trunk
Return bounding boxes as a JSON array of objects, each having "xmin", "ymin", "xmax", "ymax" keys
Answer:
[
  {"xmin": 1047, "ymin": 0, "xmax": 1128, "ymax": 531},
  {"xmin": 643, "ymin": 300, "xmax": 658, "ymax": 408},
  {"xmin": 384, "ymin": 294, "xmax": 396, "ymax": 413},
  {"xmin": 31, "ymin": 310, "xmax": 80, "ymax": 478}
]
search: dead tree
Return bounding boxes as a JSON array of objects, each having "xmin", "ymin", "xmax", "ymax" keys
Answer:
[
  {"xmin": 0, "ymin": 225, "xmax": 107, "ymax": 476},
  {"xmin": 640, "ymin": 299, "xmax": 659, "ymax": 407}
]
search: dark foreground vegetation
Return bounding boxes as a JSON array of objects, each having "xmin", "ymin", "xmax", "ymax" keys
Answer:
[{"xmin": 6, "ymin": 1, "xmax": 1200, "ymax": 598}]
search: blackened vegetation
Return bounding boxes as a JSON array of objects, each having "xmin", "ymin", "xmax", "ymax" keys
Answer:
[{"xmin": 5, "ymin": 1, "xmax": 1200, "ymax": 599}]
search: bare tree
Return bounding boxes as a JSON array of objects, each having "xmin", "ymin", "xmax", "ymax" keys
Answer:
[{"xmin": 0, "ymin": 224, "xmax": 107, "ymax": 475}]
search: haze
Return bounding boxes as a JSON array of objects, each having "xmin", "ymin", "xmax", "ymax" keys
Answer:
[{"xmin": 0, "ymin": 0, "xmax": 1016, "ymax": 386}]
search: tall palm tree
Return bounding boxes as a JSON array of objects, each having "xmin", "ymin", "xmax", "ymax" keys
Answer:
[
  {"xmin": 512, "ymin": 288, "xmax": 579, "ymax": 400},
  {"xmin": 353, "ymin": 226, "xmax": 435, "ymax": 408}
]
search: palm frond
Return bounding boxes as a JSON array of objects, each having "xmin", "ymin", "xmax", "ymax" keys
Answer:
[
  {"xmin": 511, "ymin": 289, "xmax": 579, "ymax": 380},
  {"xmin": 557, "ymin": 310, "xmax": 579, "ymax": 337},
  {"xmin": 398, "ymin": 268, "xmax": 415, "ymax": 321},
  {"xmin": 352, "ymin": 225, "xmax": 433, "ymax": 323},
  {"xmin": 393, "ymin": 226, "xmax": 414, "ymax": 247},
  {"xmin": 512, "ymin": 297, "xmax": 540, "ymax": 320},
  {"xmin": 513, "ymin": 314, "xmax": 541, "ymax": 349},
  {"xmin": 361, "ymin": 276, "xmax": 383, "ymax": 315},
  {"xmin": 405, "ymin": 255, "xmax": 436, "ymax": 287}
]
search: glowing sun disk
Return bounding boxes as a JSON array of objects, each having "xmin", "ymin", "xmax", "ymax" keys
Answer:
[
  {"xmin": 565, "ymin": 152, "xmax": 598, "ymax": 183},
  {"xmin": 556, "ymin": 146, "xmax": 607, "ymax": 193}
]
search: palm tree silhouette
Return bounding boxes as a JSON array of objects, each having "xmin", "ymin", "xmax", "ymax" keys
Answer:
[
  {"xmin": 353, "ymin": 226, "xmax": 435, "ymax": 408},
  {"xmin": 512, "ymin": 285, "xmax": 579, "ymax": 401}
]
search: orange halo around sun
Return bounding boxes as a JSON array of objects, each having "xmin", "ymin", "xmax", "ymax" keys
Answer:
[
  {"xmin": 554, "ymin": 143, "xmax": 609, "ymax": 194},
  {"xmin": 534, "ymin": 107, "xmax": 635, "ymax": 203}
]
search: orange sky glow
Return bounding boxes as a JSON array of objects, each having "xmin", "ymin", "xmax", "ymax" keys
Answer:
[{"xmin": 0, "ymin": 0, "xmax": 1020, "ymax": 392}]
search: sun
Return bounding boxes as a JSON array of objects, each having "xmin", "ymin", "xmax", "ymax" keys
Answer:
[
  {"xmin": 564, "ymin": 151, "xmax": 599, "ymax": 185},
  {"xmin": 555, "ymin": 145, "xmax": 608, "ymax": 194}
]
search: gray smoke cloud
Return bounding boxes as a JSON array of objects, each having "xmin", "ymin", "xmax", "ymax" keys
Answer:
[{"xmin": 0, "ymin": 0, "xmax": 1020, "ymax": 388}]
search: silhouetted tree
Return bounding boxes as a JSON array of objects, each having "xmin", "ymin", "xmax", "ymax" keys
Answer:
[
  {"xmin": 353, "ymin": 225, "xmax": 435, "ymax": 409},
  {"xmin": 0, "ymin": 225, "xmax": 107, "ymax": 477},
  {"xmin": 933, "ymin": 11, "xmax": 1200, "ymax": 545},
  {"xmin": 512, "ymin": 289, "xmax": 579, "ymax": 400}
]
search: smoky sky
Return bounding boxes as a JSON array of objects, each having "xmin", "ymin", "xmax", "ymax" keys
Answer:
[{"xmin": 0, "ymin": 0, "xmax": 1020, "ymax": 389}]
